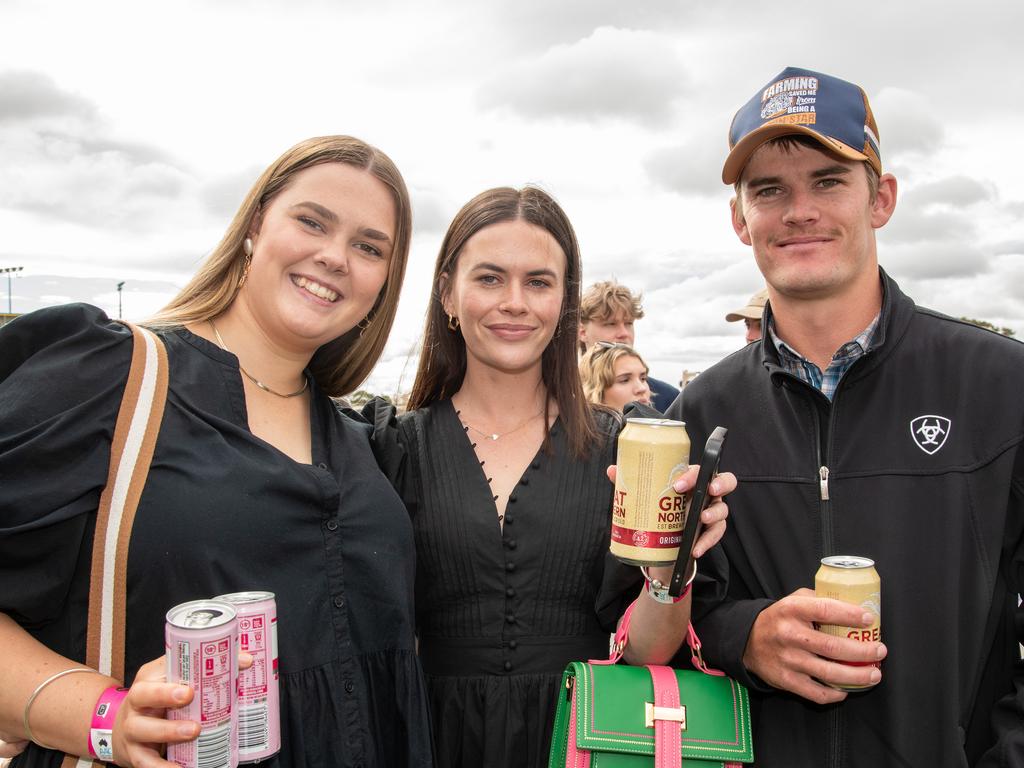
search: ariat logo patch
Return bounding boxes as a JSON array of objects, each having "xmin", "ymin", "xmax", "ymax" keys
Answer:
[{"xmin": 910, "ymin": 415, "xmax": 951, "ymax": 455}]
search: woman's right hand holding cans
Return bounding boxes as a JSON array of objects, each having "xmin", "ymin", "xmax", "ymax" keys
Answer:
[
  {"xmin": 110, "ymin": 657, "xmax": 198, "ymax": 768},
  {"xmin": 112, "ymin": 651, "xmax": 253, "ymax": 767}
]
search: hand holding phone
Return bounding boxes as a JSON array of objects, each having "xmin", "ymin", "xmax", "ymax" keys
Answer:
[{"xmin": 668, "ymin": 426, "xmax": 727, "ymax": 597}]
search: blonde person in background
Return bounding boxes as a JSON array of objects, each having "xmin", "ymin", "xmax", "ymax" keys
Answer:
[
  {"xmin": 579, "ymin": 341, "xmax": 652, "ymax": 412},
  {"xmin": 578, "ymin": 281, "xmax": 679, "ymax": 412},
  {"xmin": 0, "ymin": 136, "xmax": 432, "ymax": 768}
]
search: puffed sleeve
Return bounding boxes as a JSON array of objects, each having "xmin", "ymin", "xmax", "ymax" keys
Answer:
[
  {"xmin": 0, "ymin": 303, "xmax": 133, "ymax": 628},
  {"xmin": 354, "ymin": 396, "xmax": 419, "ymax": 518}
]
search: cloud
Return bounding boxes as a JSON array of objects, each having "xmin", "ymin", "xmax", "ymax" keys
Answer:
[
  {"xmin": 644, "ymin": 125, "xmax": 731, "ymax": 196},
  {"xmin": 881, "ymin": 241, "xmax": 989, "ymax": 280},
  {"xmin": 0, "ymin": 71, "xmax": 199, "ymax": 230},
  {"xmin": 0, "ymin": 130, "xmax": 194, "ymax": 229},
  {"xmin": 410, "ymin": 187, "xmax": 452, "ymax": 236},
  {"xmin": 871, "ymin": 87, "xmax": 945, "ymax": 160},
  {"xmin": 199, "ymin": 164, "xmax": 263, "ymax": 221},
  {"xmin": 479, "ymin": 1, "xmax": 701, "ymax": 50},
  {"xmin": 902, "ymin": 175, "xmax": 993, "ymax": 208},
  {"xmin": 0, "ymin": 70, "xmax": 95, "ymax": 123},
  {"xmin": 477, "ymin": 27, "xmax": 690, "ymax": 127},
  {"xmin": 878, "ymin": 173, "xmax": 1005, "ymax": 278}
]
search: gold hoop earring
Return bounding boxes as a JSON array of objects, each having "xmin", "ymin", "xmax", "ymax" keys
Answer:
[
  {"xmin": 447, "ymin": 314, "xmax": 460, "ymax": 331},
  {"xmin": 357, "ymin": 315, "xmax": 372, "ymax": 337}
]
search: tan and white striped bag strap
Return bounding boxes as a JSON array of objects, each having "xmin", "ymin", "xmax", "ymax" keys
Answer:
[{"xmin": 62, "ymin": 323, "xmax": 169, "ymax": 768}]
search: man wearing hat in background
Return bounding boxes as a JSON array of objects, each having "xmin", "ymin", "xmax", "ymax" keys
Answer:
[
  {"xmin": 725, "ymin": 287, "xmax": 769, "ymax": 345},
  {"xmin": 668, "ymin": 66, "xmax": 1024, "ymax": 765}
]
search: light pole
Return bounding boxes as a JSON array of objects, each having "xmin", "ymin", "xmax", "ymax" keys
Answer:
[
  {"xmin": 117, "ymin": 281, "xmax": 125, "ymax": 319},
  {"xmin": 2, "ymin": 266, "xmax": 23, "ymax": 314}
]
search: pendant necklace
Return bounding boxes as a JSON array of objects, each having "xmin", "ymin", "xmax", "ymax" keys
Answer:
[
  {"xmin": 209, "ymin": 319, "xmax": 309, "ymax": 399},
  {"xmin": 456, "ymin": 407, "xmax": 544, "ymax": 441}
]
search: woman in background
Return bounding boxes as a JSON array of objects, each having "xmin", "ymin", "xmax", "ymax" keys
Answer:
[{"xmin": 579, "ymin": 341, "xmax": 652, "ymax": 412}]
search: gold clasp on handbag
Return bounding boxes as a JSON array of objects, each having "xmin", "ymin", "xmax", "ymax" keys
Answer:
[{"xmin": 644, "ymin": 702, "xmax": 686, "ymax": 730}]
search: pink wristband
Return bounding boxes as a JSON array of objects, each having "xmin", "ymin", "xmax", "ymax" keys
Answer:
[{"xmin": 89, "ymin": 686, "xmax": 128, "ymax": 761}]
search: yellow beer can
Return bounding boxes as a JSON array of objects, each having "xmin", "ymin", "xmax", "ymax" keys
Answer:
[
  {"xmin": 610, "ymin": 418, "xmax": 691, "ymax": 566},
  {"xmin": 815, "ymin": 555, "xmax": 882, "ymax": 691}
]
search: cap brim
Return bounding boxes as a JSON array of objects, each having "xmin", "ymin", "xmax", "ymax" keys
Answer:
[
  {"xmin": 725, "ymin": 308, "xmax": 763, "ymax": 322},
  {"xmin": 723, "ymin": 123, "xmax": 871, "ymax": 184}
]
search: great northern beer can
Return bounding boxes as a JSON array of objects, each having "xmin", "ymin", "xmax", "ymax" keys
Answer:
[
  {"xmin": 610, "ymin": 418, "xmax": 691, "ymax": 566},
  {"xmin": 214, "ymin": 592, "xmax": 281, "ymax": 763},
  {"xmin": 815, "ymin": 556, "xmax": 881, "ymax": 691},
  {"xmin": 166, "ymin": 600, "xmax": 239, "ymax": 768}
]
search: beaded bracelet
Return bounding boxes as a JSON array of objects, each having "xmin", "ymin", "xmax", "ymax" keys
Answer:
[
  {"xmin": 641, "ymin": 560, "xmax": 698, "ymax": 605},
  {"xmin": 22, "ymin": 668, "xmax": 95, "ymax": 748},
  {"xmin": 89, "ymin": 686, "xmax": 129, "ymax": 761}
]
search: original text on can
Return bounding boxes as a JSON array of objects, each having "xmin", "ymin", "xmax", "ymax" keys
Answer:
[
  {"xmin": 815, "ymin": 555, "xmax": 881, "ymax": 691},
  {"xmin": 214, "ymin": 591, "xmax": 281, "ymax": 763},
  {"xmin": 165, "ymin": 599, "xmax": 239, "ymax": 768},
  {"xmin": 610, "ymin": 418, "xmax": 691, "ymax": 566}
]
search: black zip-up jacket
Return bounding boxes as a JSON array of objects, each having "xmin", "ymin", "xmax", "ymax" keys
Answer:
[{"xmin": 669, "ymin": 270, "xmax": 1024, "ymax": 766}]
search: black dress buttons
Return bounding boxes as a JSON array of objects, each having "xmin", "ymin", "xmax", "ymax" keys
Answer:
[
  {"xmin": 326, "ymin": 519, "xmax": 339, "ymax": 531},
  {"xmin": 333, "ymin": 596, "xmax": 345, "ymax": 608},
  {"xmin": 506, "ymin": 562, "xmax": 516, "ymax": 572}
]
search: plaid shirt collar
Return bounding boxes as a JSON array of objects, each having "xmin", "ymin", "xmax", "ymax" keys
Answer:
[{"xmin": 768, "ymin": 312, "xmax": 881, "ymax": 401}]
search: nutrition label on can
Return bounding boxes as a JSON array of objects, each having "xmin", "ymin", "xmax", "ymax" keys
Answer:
[
  {"xmin": 200, "ymin": 638, "xmax": 233, "ymax": 722},
  {"xmin": 238, "ymin": 616, "xmax": 268, "ymax": 695}
]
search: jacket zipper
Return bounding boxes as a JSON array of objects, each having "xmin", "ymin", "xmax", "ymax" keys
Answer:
[{"xmin": 819, "ymin": 394, "xmax": 843, "ymax": 768}]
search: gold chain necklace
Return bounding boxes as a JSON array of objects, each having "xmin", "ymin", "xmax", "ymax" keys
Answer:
[
  {"xmin": 209, "ymin": 319, "xmax": 309, "ymax": 399},
  {"xmin": 456, "ymin": 407, "xmax": 544, "ymax": 441}
]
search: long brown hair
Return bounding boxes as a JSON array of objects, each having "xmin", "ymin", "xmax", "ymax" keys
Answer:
[
  {"xmin": 147, "ymin": 135, "xmax": 411, "ymax": 397},
  {"xmin": 407, "ymin": 186, "xmax": 600, "ymax": 459}
]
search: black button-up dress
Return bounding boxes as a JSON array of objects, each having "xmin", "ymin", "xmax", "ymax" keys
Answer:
[
  {"xmin": 0, "ymin": 304, "xmax": 432, "ymax": 768},
  {"xmin": 367, "ymin": 399, "xmax": 641, "ymax": 768}
]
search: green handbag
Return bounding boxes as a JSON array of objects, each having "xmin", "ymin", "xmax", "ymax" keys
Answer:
[{"xmin": 548, "ymin": 602, "xmax": 753, "ymax": 767}]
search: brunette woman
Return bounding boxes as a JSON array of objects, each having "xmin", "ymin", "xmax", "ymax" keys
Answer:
[{"xmin": 368, "ymin": 186, "xmax": 733, "ymax": 768}]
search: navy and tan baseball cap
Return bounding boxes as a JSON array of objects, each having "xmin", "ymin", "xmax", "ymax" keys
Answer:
[{"xmin": 722, "ymin": 66, "xmax": 881, "ymax": 184}]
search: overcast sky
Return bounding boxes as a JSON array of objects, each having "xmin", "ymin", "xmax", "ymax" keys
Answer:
[{"xmin": 2, "ymin": 0, "xmax": 1023, "ymax": 394}]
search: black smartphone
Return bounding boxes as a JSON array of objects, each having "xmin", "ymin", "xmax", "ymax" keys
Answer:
[{"xmin": 667, "ymin": 426, "xmax": 728, "ymax": 597}]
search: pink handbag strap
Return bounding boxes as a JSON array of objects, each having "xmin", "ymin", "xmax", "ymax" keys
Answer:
[
  {"xmin": 646, "ymin": 665, "xmax": 683, "ymax": 768},
  {"xmin": 592, "ymin": 596, "xmax": 725, "ymax": 676}
]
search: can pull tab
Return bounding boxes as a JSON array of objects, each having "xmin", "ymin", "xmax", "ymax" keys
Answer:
[{"xmin": 819, "ymin": 466, "xmax": 830, "ymax": 501}]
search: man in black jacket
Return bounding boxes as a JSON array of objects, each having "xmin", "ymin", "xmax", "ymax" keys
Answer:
[{"xmin": 670, "ymin": 66, "xmax": 1024, "ymax": 765}]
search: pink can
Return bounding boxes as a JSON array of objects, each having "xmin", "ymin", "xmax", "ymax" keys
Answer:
[
  {"xmin": 214, "ymin": 591, "xmax": 281, "ymax": 763},
  {"xmin": 165, "ymin": 600, "xmax": 239, "ymax": 768}
]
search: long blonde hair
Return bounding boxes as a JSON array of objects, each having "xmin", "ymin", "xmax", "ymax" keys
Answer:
[{"xmin": 147, "ymin": 135, "xmax": 411, "ymax": 397}]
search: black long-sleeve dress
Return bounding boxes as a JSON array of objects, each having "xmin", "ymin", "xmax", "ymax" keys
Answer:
[
  {"xmin": 366, "ymin": 399, "xmax": 642, "ymax": 768},
  {"xmin": 0, "ymin": 304, "xmax": 432, "ymax": 768}
]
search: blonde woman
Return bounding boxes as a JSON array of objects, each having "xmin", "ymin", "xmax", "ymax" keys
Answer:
[
  {"xmin": 579, "ymin": 341, "xmax": 653, "ymax": 412},
  {"xmin": 0, "ymin": 137, "xmax": 431, "ymax": 767}
]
